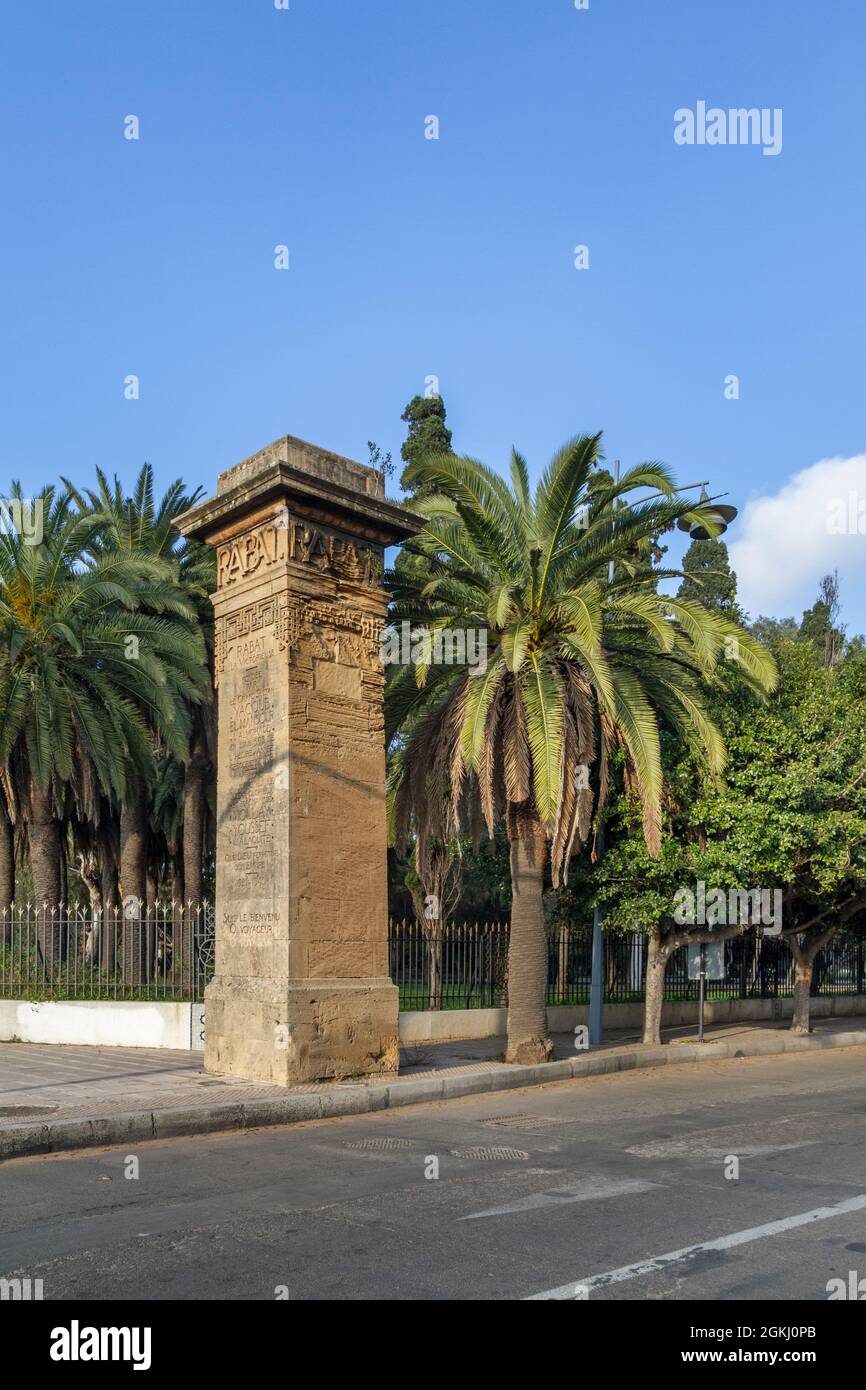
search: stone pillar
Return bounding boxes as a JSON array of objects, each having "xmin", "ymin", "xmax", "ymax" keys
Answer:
[{"xmin": 177, "ymin": 435, "xmax": 422, "ymax": 1084}]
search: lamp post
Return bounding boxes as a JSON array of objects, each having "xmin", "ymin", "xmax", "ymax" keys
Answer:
[{"xmin": 586, "ymin": 472, "xmax": 738, "ymax": 1048}]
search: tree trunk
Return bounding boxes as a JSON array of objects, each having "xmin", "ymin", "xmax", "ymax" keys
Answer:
[
  {"xmin": 99, "ymin": 839, "xmax": 119, "ymax": 973},
  {"xmin": 172, "ymin": 856, "xmax": 185, "ymax": 908},
  {"xmin": 643, "ymin": 931, "xmax": 669, "ymax": 1045},
  {"xmin": 556, "ymin": 928, "xmax": 569, "ymax": 1000},
  {"xmin": 170, "ymin": 858, "xmax": 187, "ymax": 988},
  {"xmin": 121, "ymin": 781, "xmax": 149, "ymax": 985},
  {"xmin": 59, "ymin": 828, "xmax": 68, "ymax": 907},
  {"xmin": 74, "ymin": 850, "xmax": 104, "ymax": 967},
  {"xmin": 145, "ymin": 865, "xmax": 160, "ymax": 979},
  {"xmin": 29, "ymin": 783, "xmax": 65, "ymax": 968},
  {"xmin": 791, "ymin": 957, "xmax": 814, "ymax": 1035},
  {"xmin": 182, "ymin": 725, "xmax": 209, "ymax": 989},
  {"xmin": 504, "ymin": 807, "xmax": 553, "ymax": 1065},
  {"xmin": 789, "ymin": 920, "xmax": 853, "ymax": 1034},
  {"xmin": 426, "ymin": 929, "xmax": 443, "ymax": 1010},
  {"xmin": 183, "ymin": 725, "xmax": 209, "ymax": 906},
  {"xmin": 0, "ymin": 798, "xmax": 14, "ymax": 942},
  {"xmin": 101, "ymin": 843, "xmax": 119, "ymax": 912}
]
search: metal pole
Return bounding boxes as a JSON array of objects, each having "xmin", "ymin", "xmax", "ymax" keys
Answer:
[
  {"xmin": 698, "ymin": 940, "xmax": 706, "ymax": 1042},
  {"xmin": 589, "ymin": 824, "xmax": 605, "ymax": 1045}
]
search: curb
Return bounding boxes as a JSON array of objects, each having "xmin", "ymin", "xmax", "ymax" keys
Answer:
[{"xmin": 3, "ymin": 1027, "xmax": 865, "ymax": 1162}]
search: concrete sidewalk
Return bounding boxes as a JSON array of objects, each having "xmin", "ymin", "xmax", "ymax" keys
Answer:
[{"xmin": 2, "ymin": 1016, "xmax": 865, "ymax": 1162}]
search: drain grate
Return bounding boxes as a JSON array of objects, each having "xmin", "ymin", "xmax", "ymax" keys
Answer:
[
  {"xmin": 450, "ymin": 1145, "xmax": 529, "ymax": 1162},
  {"xmin": 483, "ymin": 1114, "xmax": 573, "ymax": 1132},
  {"xmin": 344, "ymin": 1137, "xmax": 415, "ymax": 1152}
]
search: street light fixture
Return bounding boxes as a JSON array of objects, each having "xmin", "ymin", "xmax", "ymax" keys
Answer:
[{"xmin": 676, "ymin": 486, "xmax": 738, "ymax": 541}]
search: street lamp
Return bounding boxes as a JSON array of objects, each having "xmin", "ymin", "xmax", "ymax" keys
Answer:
[{"xmin": 676, "ymin": 486, "xmax": 738, "ymax": 541}]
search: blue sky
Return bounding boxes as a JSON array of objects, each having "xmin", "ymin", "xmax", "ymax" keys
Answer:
[{"xmin": 1, "ymin": 0, "xmax": 864, "ymax": 630}]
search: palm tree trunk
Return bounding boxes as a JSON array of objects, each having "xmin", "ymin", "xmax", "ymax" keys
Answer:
[
  {"xmin": 643, "ymin": 930, "xmax": 669, "ymax": 1045},
  {"xmin": 183, "ymin": 724, "xmax": 209, "ymax": 905},
  {"xmin": 99, "ymin": 836, "xmax": 119, "ymax": 973},
  {"xmin": 121, "ymin": 781, "xmax": 149, "ymax": 985},
  {"xmin": 170, "ymin": 857, "xmax": 187, "ymax": 988},
  {"xmin": 0, "ymin": 798, "xmax": 14, "ymax": 941},
  {"xmin": 59, "ymin": 828, "xmax": 68, "ymax": 907},
  {"xmin": 172, "ymin": 856, "xmax": 185, "ymax": 908},
  {"xmin": 30, "ymin": 783, "xmax": 65, "ymax": 968},
  {"xmin": 100, "ymin": 841, "xmax": 119, "ymax": 912},
  {"xmin": 504, "ymin": 806, "xmax": 553, "ymax": 1065},
  {"xmin": 182, "ymin": 725, "xmax": 209, "ymax": 985}
]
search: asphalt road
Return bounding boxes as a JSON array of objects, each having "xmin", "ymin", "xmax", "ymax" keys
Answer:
[{"xmin": 2, "ymin": 1045, "xmax": 866, "ymax": 1301}]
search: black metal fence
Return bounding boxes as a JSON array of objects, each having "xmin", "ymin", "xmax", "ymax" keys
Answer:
[
  {"xmin": 5, "ymin": 910, "xmax": 863, "ymax": 1013},
  {"xmin": 0, "ymin": 903, "xmax": 215, "ymax": 1002},
  {"xmin": 388, "ymin": 920, "xmax": 866, "ymax": 1012}
]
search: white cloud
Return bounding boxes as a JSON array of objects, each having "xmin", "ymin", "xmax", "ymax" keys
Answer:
[{"xmin": 727, "ymin": 454, "xmax": 866, "ymax": 623}]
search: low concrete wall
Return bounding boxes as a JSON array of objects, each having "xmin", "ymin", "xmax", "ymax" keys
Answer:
[
  {"xmin": 399, "ymin": 994, "xmax": 866, "ymax": 1043},
  {"xmin": 3, "ymin": 994, "xmax": 863, "ymax": 1051},
  {"xmin": 0, "ymin": 1000, "xmax": 199, "ymax": 1050}
]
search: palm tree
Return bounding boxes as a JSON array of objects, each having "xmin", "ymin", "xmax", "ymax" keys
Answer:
[
  {"xmin": 386, "ymin": 437, "xmax": 777, "ymax": 1063},
  {"xmin": 0, "ymin": 484, "xmax": 209, "ymax": 968},
  {"xmin": 65, "ymin": 465, "xmax": 216, "ymax": 917}
]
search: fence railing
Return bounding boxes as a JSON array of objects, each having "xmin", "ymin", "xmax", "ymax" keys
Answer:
[
  {"xmin": 4, "ymin": 910, "xmax": 863, "ymax": 1012},
  {"xmin": 0, "ymin": 902, "xmax": 214, "ymax": 1002},
  {"xmin": 388, "ymin": 920, "xmax": 866, "ymax": 1012}
]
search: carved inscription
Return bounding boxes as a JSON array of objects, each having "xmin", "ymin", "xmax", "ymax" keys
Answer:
[
  {"xmin": 216, "ymin": 595, "xmax": 382, "ymax": 683},
  {"xmin": 215, "ymin": 597, "xmax": 282, "ymax": 686},
  {"xmin": 216, "ymin": 518, "xmax": 381, "ymax": 590},
  {"xmin": 222, "ymin": 657, "xmax": 279, "ymax": 892}
]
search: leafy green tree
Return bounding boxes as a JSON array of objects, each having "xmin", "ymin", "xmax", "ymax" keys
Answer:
[
  {"xmin": 597, "ymin": 639, "xmax": 866, "ymax": 1039},
  {"xmin": 750, "ymin": 614, "xmax": 800, "ymax": 647},
  {"xmin": 399, "ymin": 394, "xmax": 452, "ymax": 499},
  {"xmin": 800, "ymin": 571, "xmax": 845, "ymax": 667},
  {"xmin": 385, "ymin": 437, "xmax": 775, "ymax": 1062},
  {"xmin": 678, "ymin": 537, "xmax": 741, "ymax": 617}
]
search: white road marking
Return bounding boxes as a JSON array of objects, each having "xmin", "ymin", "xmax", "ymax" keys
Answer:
[
  {"xmin": 525, "ymin": 1192, "xmax": 866, "ymax": 1299},
  {"xmin": 459, "ymin": 1176, "xmax": 658, "ymax": 1220}
]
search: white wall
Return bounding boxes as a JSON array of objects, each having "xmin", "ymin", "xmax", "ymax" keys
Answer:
[
  {"xmin": 2, "ymin": 995, "xmax": 863, "ymax": 1051},
  {"xmin": 0, "ymin": 1000, "xmax": 199, "ymax": 1050}
]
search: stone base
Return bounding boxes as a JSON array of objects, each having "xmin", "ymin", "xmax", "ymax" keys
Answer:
[{"xmin": 203, "ymin": 976, "xmax": 400, "ymax": 1085}]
